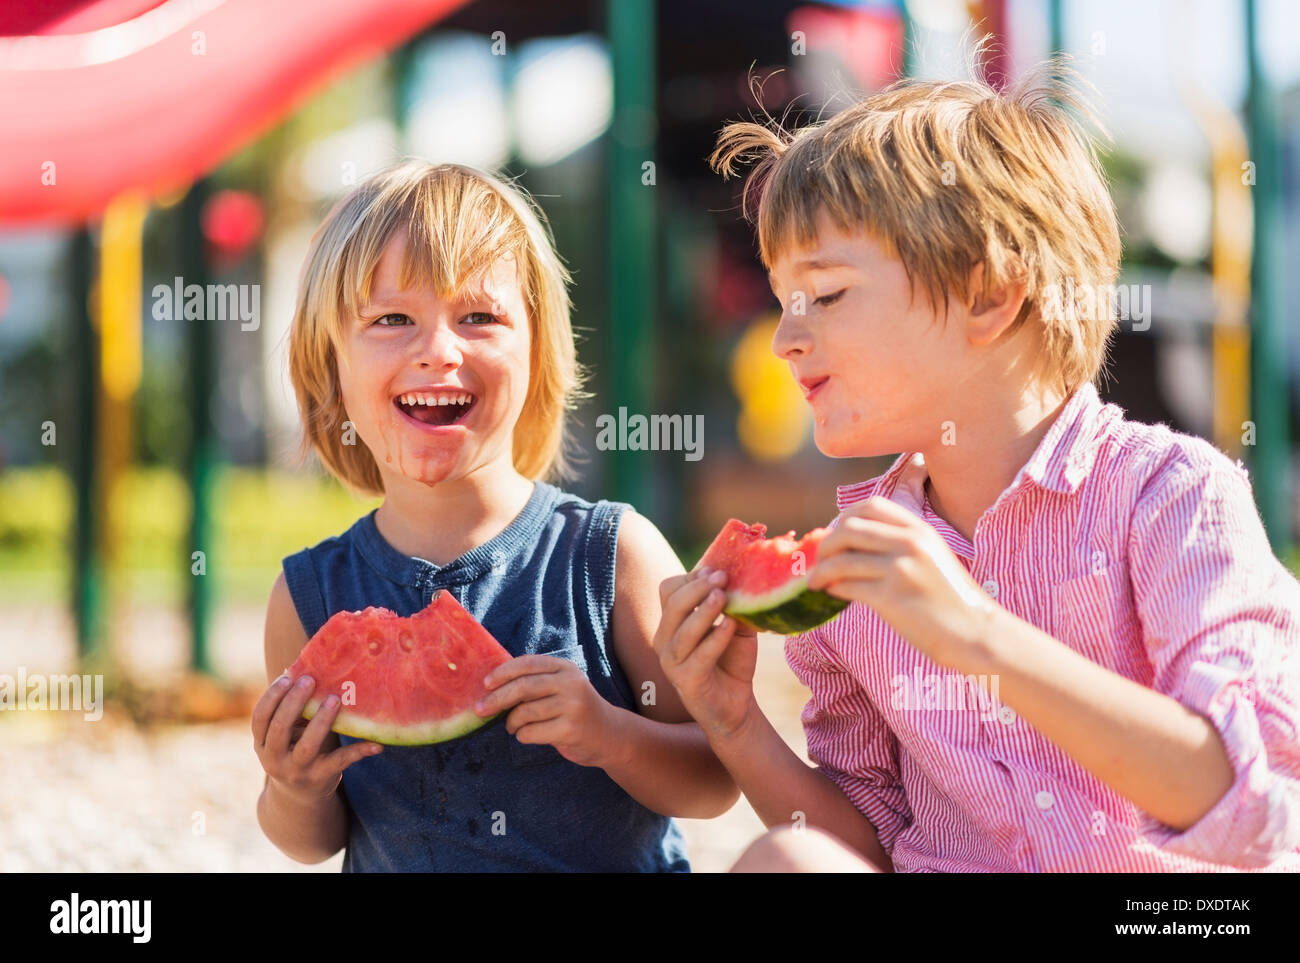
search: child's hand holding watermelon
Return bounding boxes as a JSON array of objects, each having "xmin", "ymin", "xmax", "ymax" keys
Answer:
[
  {"xmin": 653, "ymin": 562, "xmax": 892, "ymax": 871},
  {"xmin": 474, "ymin": 654, "xmax": 622, "ymax": 768},
  {"xmin": 252, "ymin": 672, "xmax": 383, "ymax": 803},
  {"xmin": 653, "ymin": 568, "xmax": 760, "ymax": 741},
  {"xmin": 806, "ymin": 496, "xmax": 996, "ymax": 672}
]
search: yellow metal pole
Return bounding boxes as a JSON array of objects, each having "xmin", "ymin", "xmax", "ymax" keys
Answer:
[
  {"xmin": 1169, "ymin": 25, "xmax": 1252, "ymax": 459},
  {"xmin": 95, "ymin": 193, "xmax": 147, "ymax": 670}
]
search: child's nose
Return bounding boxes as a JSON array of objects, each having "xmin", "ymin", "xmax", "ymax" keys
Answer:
[
  {"xmin": 772, "ymin": 307, "xmax": 811, "ymax": 360},
  {"xmin": 415, "ymin": 323, "xmax": 463, "ymax": 369}
]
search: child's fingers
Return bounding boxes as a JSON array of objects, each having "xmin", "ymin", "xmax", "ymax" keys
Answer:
[
  {"xmin": 285, "ymin": 718, "xmax": 309, "ymax": 750},
  {"xmin": 290, "ymin": 693, "xmax": 341, "ymax": 766},
  {"xmin": 323, "ymin": 738, "xmax": 383, "ymax": 776},
  {"xmin": 658, "ymin": 572, "xmax": 694, "ymax": 608},
  {"xmin": 657, "ymin": 573, "xmax": 726, "ymax": 662},
  {"xmin": 817, "ymin": 516, "xmax": 909, "ymax": 560},
  {"xmin": 476, "ymin": 671, "xmax": 560, "ymax": 717},
  {"xmin": 814, "ymin": 579, "xmax": 879, "ymax": 606},
  {"xmin": 482, "ymin": 654, "xmax": 568, "ymax": 690},
  {"xmin": 840, "ymin": 495, "xmax": 918, "ymax": 524},
  {"xmin": 807, "ymin": 552, "xmax": 891, "ymax": 592},
  {"xmin": 251, "ymin": 674, "xmax": 294, "ymax": 747},
  {"xmin": 659, "ymin": 570, "xmax": 723, "ymax": 633},
  {"xmin": 680, "ymin": 614, "xmax": 739, "ymax": 674},
  {"xmin": 505, "ymin": 694, "xmax": 565, "ymax": 735},
  {"xmin": 665, "ymin": 584, "xmax": 729, "ymax": 668},
  {"xmin": 513, "ymin": 719, "xmax": 564, "ymax": 748},
  {"xmin": 263, "ymin": 675, "xmax": 317, "ymax": 757}
]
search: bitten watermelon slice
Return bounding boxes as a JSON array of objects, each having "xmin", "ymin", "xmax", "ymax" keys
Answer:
[
  {"xmin": 696, "ymin": 519, "xmax": 848, "ymax": 634},
  {"xmin": 288, "ymin": 590, "xmax": 514, "ymax": 746}
]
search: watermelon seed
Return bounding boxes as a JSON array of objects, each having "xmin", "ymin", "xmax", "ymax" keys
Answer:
[
  {"xmin": 447, "ymin": 662, "xmax": 457, "ymax": 671},
  {"xmin": 368, "ymin": 640, "xmax": 381, "ymax": 655},
  {"xmin": 399, "ymin": 632, "xmax": 414, "ymax": 652}
]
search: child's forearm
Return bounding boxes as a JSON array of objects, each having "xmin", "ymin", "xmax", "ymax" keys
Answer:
[
  {"xmin": 597, "ymin": 710, "xmax": 740, "ymax": 818},
  {"xmin": 257, "ymin": 776, "xmax": 349, "ymax": 864},
  {"xmin": 704, "ymin": 702, "xmax": 894, "ymax": 871},
  {"xmin": 965, "ymin": 609, "xmax": 1236, "ymax": 832}
]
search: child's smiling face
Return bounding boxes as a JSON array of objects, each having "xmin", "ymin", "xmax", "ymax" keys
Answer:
[
  {"xmin": 767, "ymin": 208, "xmax": 991, "ymax": 459},
  {"xmin": 335, "ymin": 229, "xmax": 531, "ymax": 489}
]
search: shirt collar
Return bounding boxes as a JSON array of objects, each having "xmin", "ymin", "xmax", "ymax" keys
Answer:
[
  {"xmin": 1017, "ymin": 380, "xmax": 1112, "ymax": 494},
  {"xmin": 836, "ymin": 381, "xmax": 1114, "ymax": 514},
  {"xmin": 353, "ymin": 481, "xmax": 558, "ymax": 588}
]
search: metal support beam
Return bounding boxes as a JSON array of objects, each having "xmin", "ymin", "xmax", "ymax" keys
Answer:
[
  {"xmin": 606, "ymin": 0, "xmax": 656, "ymax": 509},
  {"xmin": 1245, "ymin": 0, "xmax": 1292, "ymax": 551},
  {"xmin": 182, "ymin": 179, "xmax": 216, "ymax": 674}
]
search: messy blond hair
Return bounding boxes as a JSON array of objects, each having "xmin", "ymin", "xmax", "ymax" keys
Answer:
[
  {"xmin": 711, "ymin": 54, "xmax": 1122, "ymax": 393},
  {"xmin": 289, "ymin": 159, "xmax": 583, "ymax": 496}
]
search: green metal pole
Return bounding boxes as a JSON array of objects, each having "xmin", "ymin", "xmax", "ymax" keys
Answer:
[
  {"xmin": 899, "ymin": 0, "xmax": 915, "ymax": 78},
  {"xmin": 606, "ymin": 0, "xmax": 656, "ymax": 509},
  {"xmin": 70, "ymin": 227, "xmax": 104, "ymax": 664},
  {"xmin": 1245, "ymin": 0, "xmax": 1291, "ymax": 551},
  {"xmin": 1049, "ymin": 0, "xmax": 1064, "ymax": 57},
  {"xmin": 183, "ymin": 179, "xmax": 216, "ymax": 674},
  {"xmin": 392, "ymin": 38, "xmax": 418, "ymax": 138}
]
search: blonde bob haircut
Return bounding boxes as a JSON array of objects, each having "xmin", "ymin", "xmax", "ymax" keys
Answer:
[
  {"xmin": 711, "ymin": 53, "xmax": 1123, "ymax": 395},
  {"xmin": 289, "ymin": 159, "xmax": 583, "ymax": 496}
]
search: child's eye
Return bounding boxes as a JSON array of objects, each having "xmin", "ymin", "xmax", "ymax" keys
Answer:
[
  {"xmin": 815, "ymin": 289, "xmax": 846, "ymax": 308},
  {"xmin": 461, "ymin": 312, "xmax": 500, "ymax": 325},
  {"xmin": 373, "ymin": 313, "xmax": 412, "ymax": 327}
]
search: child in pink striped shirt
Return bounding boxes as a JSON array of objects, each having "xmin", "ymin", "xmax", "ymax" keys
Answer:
[{"xmin": 653, "ymin": 56, "xmax": 1300, "ymax": 872}]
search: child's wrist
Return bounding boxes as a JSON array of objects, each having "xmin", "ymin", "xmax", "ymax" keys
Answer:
[
  {"xmin": 268, "ymin": 774, "xmax": 339, "ymax": 808},
  {"xmin": 705, "ymin": 697, "xmax": 764, "ymax": 750},
  {"xmin": 945, "ymin": 598, "xmax": 1010, "ymax": 676},
  {"xmin": 594, "ymin": 701, "xmax": 636, "ymax": 771}
]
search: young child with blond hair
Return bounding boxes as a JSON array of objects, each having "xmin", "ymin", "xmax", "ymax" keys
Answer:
[
  {"xmin": 252, "ymin": 159, "xmax": 737, "ymax": 871},
  {"xmin": 656, "ymin": 59, "xmax": 1300, "ymax": 872}
]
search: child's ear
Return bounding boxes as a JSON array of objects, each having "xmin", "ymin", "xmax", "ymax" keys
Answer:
[{"xmin": 964, "ymin": 261, "xmax": 1027, "ymax": 347}]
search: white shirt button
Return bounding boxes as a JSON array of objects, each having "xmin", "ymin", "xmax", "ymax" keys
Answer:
[
  {"xmin": 1035, "ymin": 791, "xmax": 1055, "ymax": 810},
  {"xmin": 982, "ymin": 579, "xmax": 999, "ymax": 599},
  {"xmin": 998, "ymin": 705, "xmax": 1017, "ymax": 725}
]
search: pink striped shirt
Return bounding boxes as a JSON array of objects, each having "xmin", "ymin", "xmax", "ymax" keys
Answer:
[{"xmin": 786, "ymin": 381, "xmax": 1300, "ymax": 871}]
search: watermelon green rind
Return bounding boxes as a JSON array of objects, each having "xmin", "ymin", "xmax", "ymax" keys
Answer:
[
  {"xmin": 727, "ymin": 587, "xmax": 848, "ymax": 634},
  {"xmin": 302, "ymin": 697, "xmax": 501, "ymax": 747}
]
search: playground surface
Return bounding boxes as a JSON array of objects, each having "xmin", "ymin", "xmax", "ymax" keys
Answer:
[{"xmin": 0, "ymin": 606, "xmax": 812, "ymax": 873}]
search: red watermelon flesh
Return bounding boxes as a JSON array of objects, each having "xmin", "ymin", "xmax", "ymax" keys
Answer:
[
  {"xmin": 288, "ymin": 590, "xmax": 514, "ymax": 746},
  {"xmin": 696, "ymin": 519, "xmax": 848, "ymax": 634}
]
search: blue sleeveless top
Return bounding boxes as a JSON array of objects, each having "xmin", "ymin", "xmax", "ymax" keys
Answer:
[{"xmin": 280, "ymin": 481, "xmax": 691, "ymax": 873}]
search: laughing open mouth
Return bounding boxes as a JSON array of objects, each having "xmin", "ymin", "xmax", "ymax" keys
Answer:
[{"xmin": 393, "ymin": 390, "xmax": 476, "ymax": 427}]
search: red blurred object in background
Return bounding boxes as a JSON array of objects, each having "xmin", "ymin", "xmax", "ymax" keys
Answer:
[
  {"xmin": 787, "ymin": 3, "xmax": 905, "ymax": 93},
  {"xmin": 0, "ymin": 0, "xmax": 466, "ymax": 227},
  {"xmin": 201, "ymin": 190, "xmax": 264, "ymax": 266},
  {"xmin": 0, "ymin": 1, "xmax": 166, "ymax": 37}
]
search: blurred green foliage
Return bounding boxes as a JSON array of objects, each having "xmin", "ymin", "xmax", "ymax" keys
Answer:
[
  {"xmin": 0, "ymin": 466, "xmax": 379, "ymax": 604},
  {"xmin": 4, "ymin": 465, "xmax": 1297, "ymax": 607}
]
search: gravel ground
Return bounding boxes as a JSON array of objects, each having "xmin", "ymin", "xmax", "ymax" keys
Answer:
[{"xmin": 1, "ymin": 605, "xmax": 812, "ymax": 873}]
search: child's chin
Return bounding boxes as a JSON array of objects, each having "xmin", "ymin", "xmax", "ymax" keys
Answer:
[
  {"xmin": 382, "ymin": 449, "xmax": 461, "ymax": 487},
  {"xmin": 812, "ymin": 424, "xmax": 869, "ymax": 459}
]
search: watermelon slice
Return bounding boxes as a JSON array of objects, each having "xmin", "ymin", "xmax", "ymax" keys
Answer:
[
  {"xmin": 696, "ymin": 519, "xmax": 849, "ymax": 634},
  {"xmin": 288, "ymin": 590, "xmax": 514, "ymax": 746}
]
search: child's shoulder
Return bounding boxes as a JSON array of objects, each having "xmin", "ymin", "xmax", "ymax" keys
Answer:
[
  {"xmin": 1090, "ymin": 405, "xmax": 1255, "ymax": 511},
  {"xmin": 544, "ymin": 482, "xmax": 630, "ymax": 518},
  {"xmin": 543, "ymin": 482, "xmax": 677, "ymax": 554}
]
